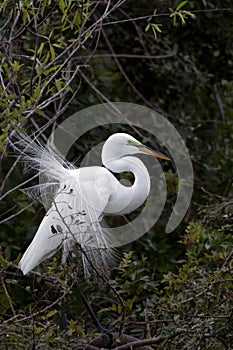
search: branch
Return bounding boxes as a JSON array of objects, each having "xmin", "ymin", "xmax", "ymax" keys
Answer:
[
  {"xmin": 71, "ymin": 330, "xmax": 185, "ymax": 349},
  {"xmin": 71, "ymin": 332, "xmax": 154, "ymax": 350},
  {"xmin": 82, "ymin": 53, "xmax": 174, "ymax": 59},
  {"xmin": 0, "ymin": 272, "xmax": 16, "ymax": 317}
]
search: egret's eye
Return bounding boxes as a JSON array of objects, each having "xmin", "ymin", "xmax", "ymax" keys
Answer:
[{"xmin": 127, "ymin": 140, "xmax": 141, "ymax": 146}]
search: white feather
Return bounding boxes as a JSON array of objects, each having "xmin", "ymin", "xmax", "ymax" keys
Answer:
[{"xmin": 12, "ymin": 132, "xmax": 116, "ymax": 277}]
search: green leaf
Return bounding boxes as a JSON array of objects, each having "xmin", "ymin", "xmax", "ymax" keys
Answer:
[
  {"xmin": 176, "ymin": 0, "xmax": 188, "ymax": 11},
  {"xmin": 59, "ymin": 0, "xmax": 66, "ymax": 13},
  {"xmin": 178, "ymin": 13, "xmax": 186, "ymax": 26},
  {"xmin": 55, "ymin": 79, "xmax": 62, "ymax": 91},
  {"xmin": 38, "ymin": 41, "xmax": 45, "ymax": 57},
  {"xmin": 46, "ymin": 309, "xmax": 57, "ymax": 318},
  {"xmin": 11, "ymin": 60, "xmax": 24, "ymax": 72},
  {"xmin": 145, "ymin": 23, "xmax": 150, "ymax": 32},
  {"xmin": 49, "ymin": 44, "xmax": 56, "ymax": 61},
  {"xmin": 183, "ymin": 10, "xmax": 196, "ymax": 19},
  {"xmin": 152, "ymin": 23, "xmax": 162, "ymax": 33}
]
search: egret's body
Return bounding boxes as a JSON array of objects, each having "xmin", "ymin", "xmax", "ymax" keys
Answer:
[{"xmin": 17, "ymin": 133, "xmax": 169, "ymax": 275}]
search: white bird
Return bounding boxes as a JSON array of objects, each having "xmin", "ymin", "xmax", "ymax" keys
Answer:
[{"xmin": 14, "ymin": 132, "xmax": 169, "ymax": 276}]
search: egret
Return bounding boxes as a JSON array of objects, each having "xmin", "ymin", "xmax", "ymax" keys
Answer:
[{"xmin": 14, "ymin": 132, "xmax": 169, "ymax": 276}]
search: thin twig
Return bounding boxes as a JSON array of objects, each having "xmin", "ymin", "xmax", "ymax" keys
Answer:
[
  {"xmin": 0, "ymin": 272, "xmax": 16, "ymax": 317},
  {"xmin": 102, "ymin": 8, "xmax": 232, "ymax": 26},
  {"xmin": 81, "ymin": 53, "xmax": 174, "ymax": 59}
]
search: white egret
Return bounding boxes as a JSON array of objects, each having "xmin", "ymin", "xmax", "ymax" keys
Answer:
[{"xmin": 15, "ymin": 132, "xmax": 169, "ymax": 276}]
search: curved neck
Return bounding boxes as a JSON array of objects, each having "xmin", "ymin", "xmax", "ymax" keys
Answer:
[{"xmin": 103, "ymin": 156, "xmax": 150, "ymax": 215}]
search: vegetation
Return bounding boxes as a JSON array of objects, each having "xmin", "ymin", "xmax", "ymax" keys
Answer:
[{"xmin": 0, "ymin": 0, "xmax": 233, "ymax": 349}]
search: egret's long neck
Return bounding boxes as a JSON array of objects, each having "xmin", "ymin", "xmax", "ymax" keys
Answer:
[{"xmin": 103, "ymin": 156, "xmax": 150, "ymax": 215}]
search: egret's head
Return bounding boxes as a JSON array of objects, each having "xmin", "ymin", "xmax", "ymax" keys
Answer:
[{"xmin": 102, "ymin": 133, "xmax": 170, "ymax": 163}]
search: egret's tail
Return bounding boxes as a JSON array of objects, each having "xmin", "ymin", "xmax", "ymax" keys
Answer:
[{"xmin": 81, "ymin": 245, "xmax": 118, "ymax": 280}]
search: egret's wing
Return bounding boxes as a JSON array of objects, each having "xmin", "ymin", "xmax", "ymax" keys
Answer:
[
  {"xmin": 19, "ymin": 180, "xmax": 78, "ymax": 275},
  {"xmin": 19, "ymin": 168, "xmax": 116, "ymax": 277},
  {"xmin": 18, "ymin": 208, "xmax": 65, "ymax": 275}
]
